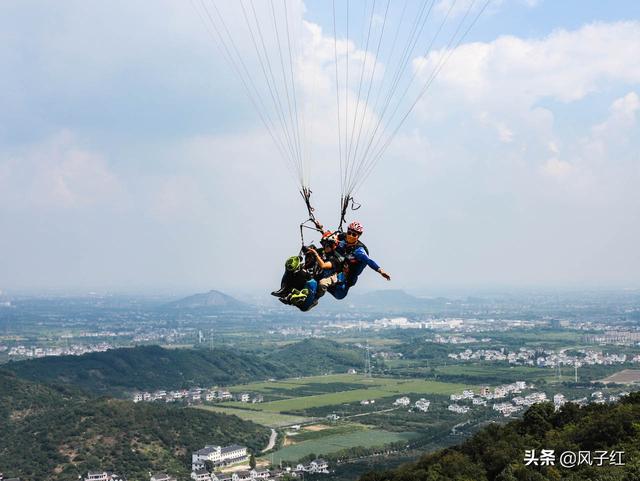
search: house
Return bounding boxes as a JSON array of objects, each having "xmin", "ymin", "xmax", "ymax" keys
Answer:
[
  {"xmin": 239, "ymin": 393, "xmax": 250, "ymax": 403},
  {"xmin": 393, "ymin": 396, "xmax": 410, "ymax": 406},
  {"xmin": 309, "ymin": 459, "xmax": 329, "ymax": 472},
  {"xmin": 84, "ymin": 472, "xmax": 123, "ymax": 481},
  {"xmin": 211, "ymin": 473, "xmax": 232, "ymax": 481},
  {"xmin": 448, "ymin": 404, "xmax": 469, "ymax": 414},
  {"xmin": 347, "ymin": 368, "xmax": 357, "ymax": 374},
  {"xmin": 231, "ymin": 471, "xmax": 252, "ymax": 481},
  {"xmin": 191, "ymin": 469, "xmax": 211, "ymax": 481},
  {"xmin": 151, "ymin": 474, "xmax": 176, "ymax": 481},
  {"xmin": 133, "ymin": 393, "xmax": 143, "ymax": 403},
  {"xmin": 414, "ymin": 399, "xmax": 430, "ymax": 412},
  {"xmin": 326, "ymin": 413, "xmax": 340, "ymax": 421},
  {"xmin": 86, "ymin": 473, "xmax": 110, "ymax": 481},
  {"xmin": 217, "ymin": 390, "xmax": 233, "ymax": 400},
  {"xmin": 250, "ymin": 469, "xmax": 270, "ymax": 479}
]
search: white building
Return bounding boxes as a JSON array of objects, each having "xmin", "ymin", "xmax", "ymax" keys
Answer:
[
  {"xmin": 191, "ymin": 469, "xmax": 211, "ymax": 481},
  {"xmin": 448, "ymin": 404, "xmax": 469, "ymax": 414},
  {"xmin": 192, "ymin": 444, "xmax": 248, "ymax": 467},
  {"xmin": 394, "ymin": 396, "xmax": 410, "ymax": 406},
  {"xmin": 414, "ymin": 399, "xmax": 430, "ymax": 412},
  {"xmin": 553, "ymin": 394, "xmax": 566, "ymax": 409},
  {"xmin": 85, "ymin": 473, "xmax": 123, "ymax": 481},
  {"xmin": 151, "ymin": 474, "xmax": 176, "ymax": 481}
]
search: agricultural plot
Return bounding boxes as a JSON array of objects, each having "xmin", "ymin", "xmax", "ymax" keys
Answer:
[
  {"xmin": 263, "ymin": 430, "xmax": 419, "ymax": 463},
  {"xmin": 194, "ymin": 405, "xmax": 314, "ymax": 428},
  {"xmin": 242, "ymin": 378, "xmax": 472, "ymax": 413},
  {"xmin": 599, "ymin": 369, "xmax": 640, "ymax": 385},
  {"xmin": 227, "ymin": 374, "xmax": 373, "ymax": 393}
]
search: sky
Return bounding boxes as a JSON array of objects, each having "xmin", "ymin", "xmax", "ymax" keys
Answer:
[{"xmin": 1, "ymin": 0, "xmax": 639, "ymax": 295}]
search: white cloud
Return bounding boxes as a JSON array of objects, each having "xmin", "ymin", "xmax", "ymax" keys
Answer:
[
  {"xmin": 0, "ymin": 131, "xmax": 124, "ymax": 210},
  {"xmin": 541, "ymin": 157, "xmax": 573, "ymax": 178},
  {"xmin": 423, "ymin": 21, "xmax": 640, "ymax": 106}
]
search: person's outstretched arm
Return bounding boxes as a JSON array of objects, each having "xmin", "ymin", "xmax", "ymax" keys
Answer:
[{"xmin": 354, "ymin": 248, "xmax": 391, "ymax": 281}]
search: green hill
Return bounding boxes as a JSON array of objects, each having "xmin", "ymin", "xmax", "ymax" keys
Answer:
[
  {"xmin": 267, "ymin": 338, "xmax": 364, "ymax": 373},
  {"xmin": 360, "ymin": 393, "xmax": 640, "ymax": 481},
  {"xmin": 6, "ymin": 345, "xmax": 287, "ymax": 394},
  {"xmin": 0, "ymin": 370, "xmax": 270, "ymax": 481},
  {"xmin": 6, "ymin": 339, "xmax": 364, "ymax": 394}
]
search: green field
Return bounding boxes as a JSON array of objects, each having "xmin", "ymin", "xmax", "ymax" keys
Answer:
[
  {"xmin": 223, "ymin": 376, "xmax": 473, "ymax": 413},
  {"xmin": 226, "ymin": 374, "xmax": 372, "ymax": 393},
  {"xmin": 262, "ymin": 430, "xmax": 419, "ymax": 463},
  {"xmin": 435, "ymin": 364, "xmax": 550, "ymax": 379},
  {"xmin": 193, "ymin": 405, "xmax": 314, "ymax": 428}
]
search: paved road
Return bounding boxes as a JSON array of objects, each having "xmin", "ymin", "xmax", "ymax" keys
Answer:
[{"xmin": 262, "ymin": 428, "xmax": 277, "ymax": 452}]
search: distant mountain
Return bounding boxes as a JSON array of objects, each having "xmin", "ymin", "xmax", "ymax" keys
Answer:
[
  {"xmin": 164, "ymin": 289, "xmax": 250, "ymax": 309},
  {"xmin": 0, "ymin": 370, "xmax": 269, "ymax": 481},
  {"xmin": 7, "ymin": 340, "xmax": 365, "ymax": 394},
  {"xmin": 349, "ymin": 289, "xmax": 448, "ymax": 310}
]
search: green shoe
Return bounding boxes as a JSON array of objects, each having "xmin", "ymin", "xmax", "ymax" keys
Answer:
[{"xmin": 290, "ymin": 288, "xmax": 309, "ymax": 304}]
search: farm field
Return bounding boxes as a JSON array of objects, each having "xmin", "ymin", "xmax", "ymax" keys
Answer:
[
  {"xmin": 226, "ymin": 374, "xmax": 372, "ymax": 393},
  {"xmin": 193, "ymin": 405, "xmax": 315, "ymax": 428},
  {"xmin": 434, "ymin": 364, "xmax": 551, "ymax": 380},
  {"xmin": 599, "ymin": 369, "xmax": 640, "ymax": 384},
  {"xmin": 224, "ymin": 376, "xmax": 473, "ymax": 413},
  {"xmin": 262, "ymin": 429, "xmax": 419, "ymax": 463}
]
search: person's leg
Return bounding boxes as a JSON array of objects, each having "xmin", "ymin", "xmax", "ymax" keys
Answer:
[
  {"xmin": 328, "ymin": 274, "xmax": 357, "ymax": 300},
  {"xmin": 271, "ymin": 270, "xmax": 291, "ymax": 297},
  {"xmin": 317, "ymin": 274, "xmax": 338, "ymax": 299},
  {"xmin": 298, "ymin": 279, "xmax": 319, "ymax": 311},
  {"xmin": 329, "ymin": 282, "xmax": 349, "ymax": 300}
]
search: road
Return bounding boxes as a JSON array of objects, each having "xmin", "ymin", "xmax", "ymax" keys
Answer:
[{"xmin": 262, "ymin": 428, "xmax": 277, "ymax": 453}]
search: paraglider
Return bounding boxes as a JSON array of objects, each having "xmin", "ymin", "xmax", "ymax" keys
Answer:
[
  {"xmin": 272, "ymin": 220, "xmax": 390, "ymax": 311},
  {"xmin": 191, "ymin": 0, "xmax": 489, "ymax": 308}
]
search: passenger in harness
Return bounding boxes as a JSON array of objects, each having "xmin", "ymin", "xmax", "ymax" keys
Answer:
[{"xmin": 270, "ymin": 255, "xmax": 313, "ymax": 305}]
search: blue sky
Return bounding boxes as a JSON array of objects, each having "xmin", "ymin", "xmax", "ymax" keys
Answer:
[{"xmin": 1, "ymin": 1, "xmax": 639, "ymax": 294}]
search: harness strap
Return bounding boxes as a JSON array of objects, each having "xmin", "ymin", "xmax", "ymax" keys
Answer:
[{"xmin": 338, "ymin": 195, "xmax": 361, "ymax": 231}]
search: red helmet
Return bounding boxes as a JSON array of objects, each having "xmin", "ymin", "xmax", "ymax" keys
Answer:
[
  {"xmin": 347, "ymin": 221, "xmax": 364, "ymax": 234},
  {"xmin": 321, "ymin": 231, "xmax": 338, "ymax": 246}
]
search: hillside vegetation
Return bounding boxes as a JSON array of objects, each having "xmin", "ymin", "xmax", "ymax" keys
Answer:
[
  {"xmin": 6, "ymin": 339, "xmax": 364, "ymax": 394},
  {"xmin": 0, "ymin": 370, "xmax": 270, "ymax": 481},
  {"xmin": 360, "ymin": 393, "xmax": 640, "ymax": 481}
]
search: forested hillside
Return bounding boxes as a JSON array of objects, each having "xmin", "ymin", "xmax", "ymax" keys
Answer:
[
  {"xmin": 360, "ymin": 393, "xmax": 640, "ymax": 481},
  {"xmin": 0, "ymin": 370, "xmax": 270, "ymax": 481},
  {"xmin": 6, "ymin": 339, "xmax": 364, "ymax": 394}
]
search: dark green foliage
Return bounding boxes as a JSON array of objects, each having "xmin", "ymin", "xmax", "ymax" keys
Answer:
[
  {"xmin": 360, "ymin": 394, "xmax": 640, "ymax": 481},
  {"xmin": 0, "ymin": 370, "xmax": 270, "ymax": 481},
  {"xmin": 267, "ymin": 338, "xmax": 363, "ymax": 373},
  {"xmin": 6, "ymin": 339, "xmax": 363, "ymax": 394}
]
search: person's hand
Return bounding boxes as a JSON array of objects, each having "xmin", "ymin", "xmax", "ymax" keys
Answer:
[{"xmin": 379, "ymin": 269, "xmax": 391, "ymax": 281}]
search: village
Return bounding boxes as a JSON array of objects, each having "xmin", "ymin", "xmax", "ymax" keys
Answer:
[
  {"xmin": 132, "ymin": 387, "xmax": 263, "ymax": 404},
  {"xmin": 447, "ymin": 347, "xmax": 636, "ymax": 368},
  {"xmin": 71, "ymin": 443, "xmax": 331, "ymax": 481}
]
